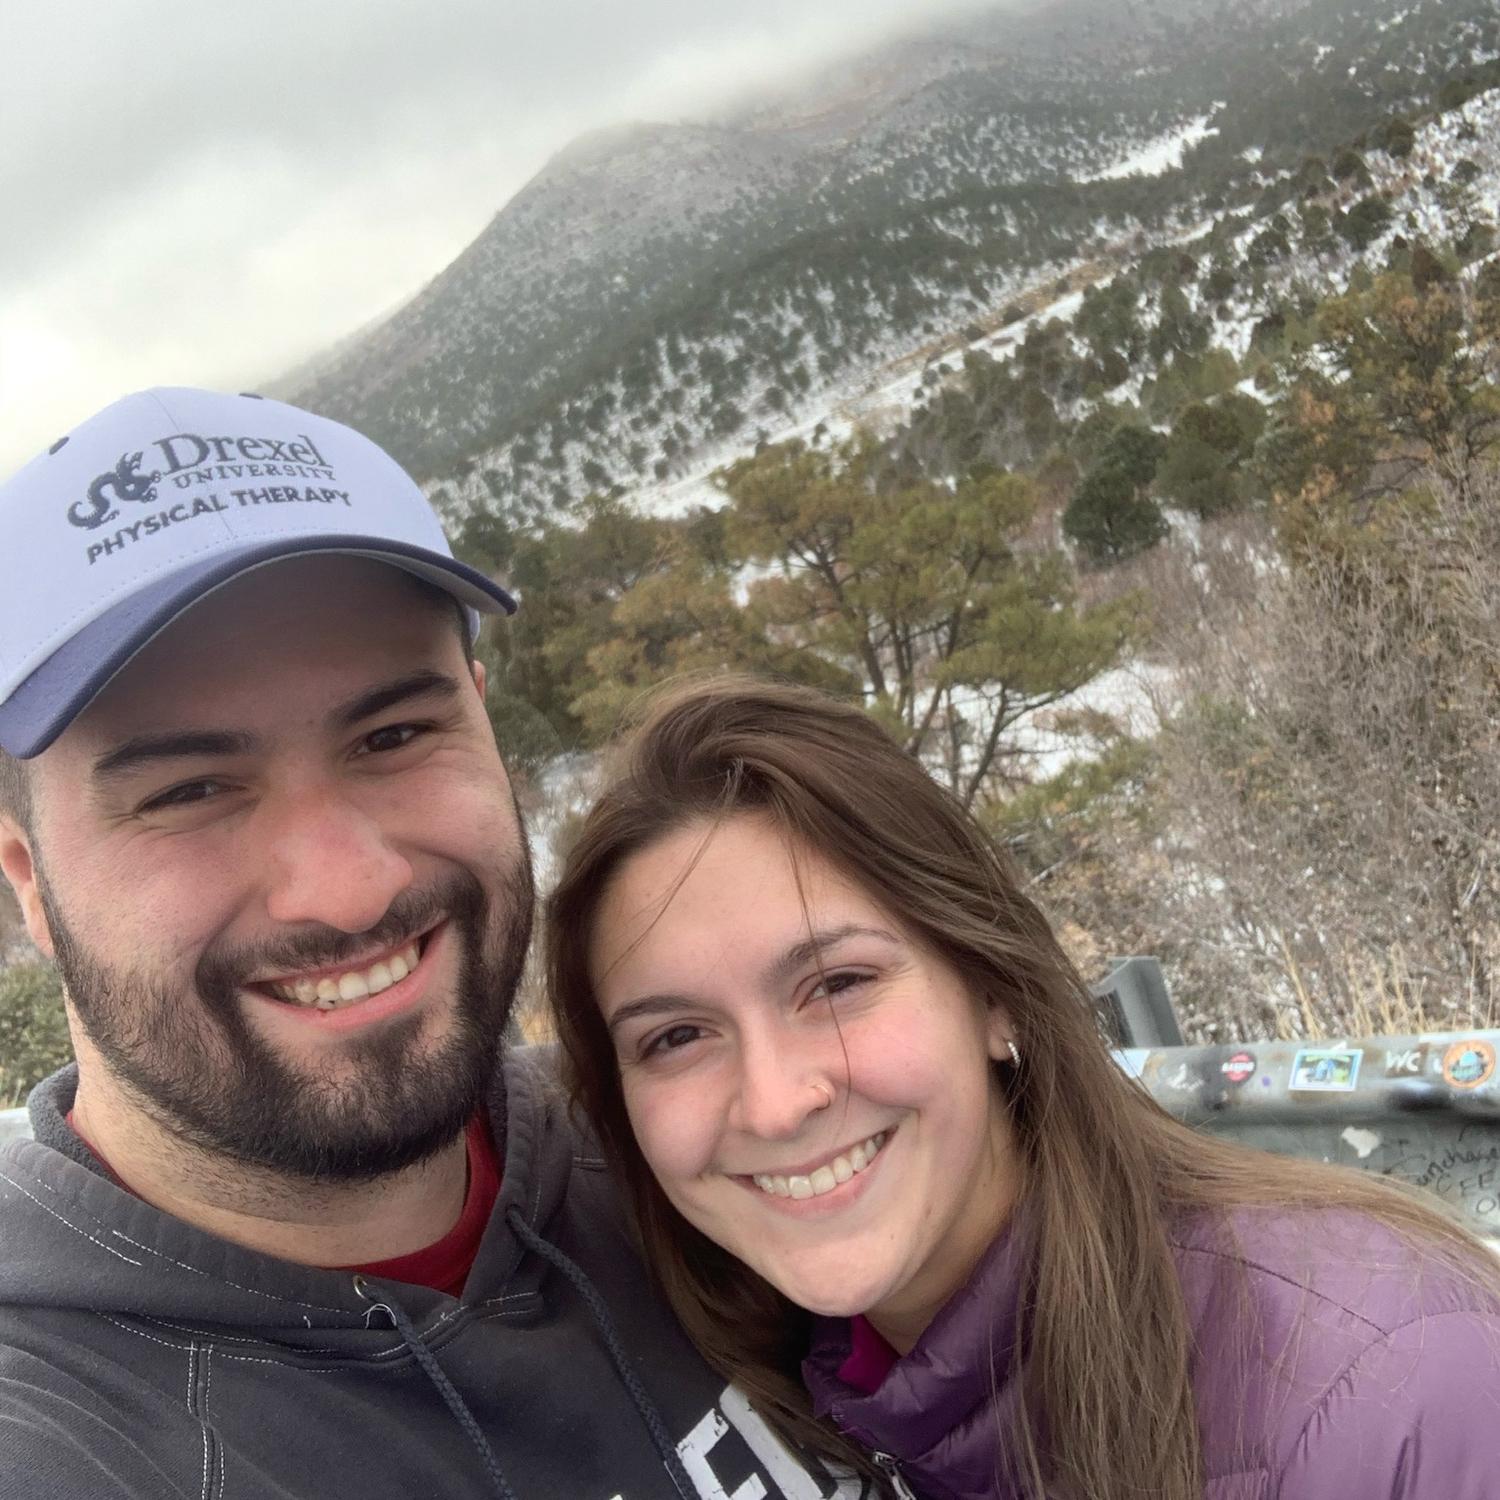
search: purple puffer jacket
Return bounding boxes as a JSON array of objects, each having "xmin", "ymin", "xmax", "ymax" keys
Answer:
[{"xmin": 803, "ymin": 1208, "xmax": 1500, "ymax": 1499}]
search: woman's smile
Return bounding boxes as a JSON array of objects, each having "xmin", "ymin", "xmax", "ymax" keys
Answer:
[{"xmin": 741, "ymin": 1126, "xmax": 892, "ymax": 1201}]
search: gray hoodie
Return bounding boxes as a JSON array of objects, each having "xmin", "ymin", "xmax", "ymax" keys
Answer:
[{"xmin": 0, "ymin": 1050, "xmax": 864, "ymax": 1500}]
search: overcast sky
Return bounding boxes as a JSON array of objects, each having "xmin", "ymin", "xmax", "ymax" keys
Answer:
[{"xmin": 1, "ymin": 0, "xmax": 1003, "ymax": 477}]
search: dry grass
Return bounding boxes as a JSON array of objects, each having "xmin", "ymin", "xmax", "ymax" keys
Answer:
[{"xmin": 1275, "ymin": 943, "xmax": 1499, "ymax": 1041}]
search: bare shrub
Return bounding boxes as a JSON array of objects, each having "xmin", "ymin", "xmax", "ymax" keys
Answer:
[{"xmin": 1094, "ymin": 469, "xmax": 1500, "ymax": 1039}]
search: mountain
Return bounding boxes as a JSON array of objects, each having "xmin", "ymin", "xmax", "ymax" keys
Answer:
[{"xmin": 284, "ymin": 0, "xmax": 1500, "ymax": 514}]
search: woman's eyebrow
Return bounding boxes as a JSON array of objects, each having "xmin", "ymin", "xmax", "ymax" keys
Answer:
[
  {"xmin": 764, "ymin": 924, "xmax": 900, "ymax": 986},
  {"xmin": 605, "ymin": 994, "xmax": 695, "ymax": 1035},
  {"xmin": 604, "ymin": 925, "xmax": 900, "ymax": 1033}
]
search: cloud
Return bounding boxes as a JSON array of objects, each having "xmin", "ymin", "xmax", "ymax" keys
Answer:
[{"xmin": 2, "ymin": 0, "xmax": 1001, "ymax": 475}]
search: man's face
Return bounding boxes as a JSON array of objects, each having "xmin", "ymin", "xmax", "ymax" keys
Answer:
[{"xmin": 18, "ymin": 556, "xmax": 531, "ymax": 1180}]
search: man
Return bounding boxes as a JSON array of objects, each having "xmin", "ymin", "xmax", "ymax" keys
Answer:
[{"xmin": 0, "ymin": 389, "xmax": 858, "ymax": 1499}]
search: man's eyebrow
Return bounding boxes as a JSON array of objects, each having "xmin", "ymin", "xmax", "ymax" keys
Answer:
[
  {"xmin": 605, "ymin": 924, "xmax": 901, "ymax": 1033},
  {"xmin": 92, "ymin": 730, "xmax": 257, "ymax": 784},
  {"xmin": 90, "ymin": 671, "xmax": 464, "ymax": 784},
  {"xmin": 329, "ymin": 669, "xmax": 463, "ymax": 730}
]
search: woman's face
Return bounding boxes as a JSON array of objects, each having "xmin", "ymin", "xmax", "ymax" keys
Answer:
[{"xmin": 590, "ymin": 813, "xmax": 1019, "ymax": 1346}]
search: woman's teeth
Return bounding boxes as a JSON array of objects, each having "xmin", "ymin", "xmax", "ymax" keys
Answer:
[
  {"xmin": 268, "ymin": 942, "xmax": 421, "ymax": 1010},
  {"xmin": 753, "ymin": 1132, "xmax": 889, "ymax": 1200}
]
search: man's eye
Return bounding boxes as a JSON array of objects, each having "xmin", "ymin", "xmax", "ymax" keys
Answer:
[
  {"xmin": 141, "ymin": 779, "xmax": 226, "ymax": 812},
  {"xmin": 361, "ymin": 724, "xmax": 424, "ymax": 755}
]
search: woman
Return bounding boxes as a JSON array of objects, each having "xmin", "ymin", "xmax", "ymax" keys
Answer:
[{"xmin": 547, "ymin": 676, "xmax": 1500, "ymax": 1500}]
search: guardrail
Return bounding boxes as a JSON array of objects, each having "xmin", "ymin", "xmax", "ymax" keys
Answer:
[{"xmin": 1121, "ymin": 1030, "xmax": 1500, "ymax": 1241}]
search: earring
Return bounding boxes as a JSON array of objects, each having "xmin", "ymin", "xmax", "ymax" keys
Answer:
[{"xmin": 1007, "ymin": 1039, "xmax": 1021, "ymax": 1068}]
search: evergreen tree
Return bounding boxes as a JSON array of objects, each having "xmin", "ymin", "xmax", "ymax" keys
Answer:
[
  {"xmin": 0, "ymin": 963, "xmax": 71, "ymax": 1102},
  {"xmin": 1064, "ymin": 462, "xmax": 1170, "ymax": 563},
  {"xmin": 711, "ymin": 439, "xmax": 1130, "ymax": 805}
]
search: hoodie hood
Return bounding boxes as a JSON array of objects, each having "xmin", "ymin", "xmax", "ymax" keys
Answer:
[{"xmin": 0, "ymin": 1050, "xmax": 568, "ymax": 1343}]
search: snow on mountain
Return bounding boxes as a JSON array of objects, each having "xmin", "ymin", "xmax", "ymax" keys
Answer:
[{"xmin": 281, "ymin": 0, "xmax": 1500, "ymax": 525}]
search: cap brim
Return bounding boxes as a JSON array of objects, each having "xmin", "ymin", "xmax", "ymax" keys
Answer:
[{"xmin": 0, "ymin": 537, "xmax": 517, "ymax": 759}]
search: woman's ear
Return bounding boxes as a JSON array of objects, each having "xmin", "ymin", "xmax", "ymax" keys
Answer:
[{"xmin": 984, "ymin": 1003, "xmax": 1016, "ymax": 1066}]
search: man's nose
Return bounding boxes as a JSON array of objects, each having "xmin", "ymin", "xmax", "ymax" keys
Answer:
[{"xmin": 261, "ymin": 789, "xmax": 414, "ymax": 934}]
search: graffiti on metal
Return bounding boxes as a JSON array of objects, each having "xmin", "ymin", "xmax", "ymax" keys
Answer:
[{"xmin": 1120, "ymin": 1030, "xmax": 1500, "ymax": 1241}]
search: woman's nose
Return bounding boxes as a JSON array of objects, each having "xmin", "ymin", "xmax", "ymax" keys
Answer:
[{"xmin": 729, "ymin": 1034, "xmax": 836, "ymax": 1142}]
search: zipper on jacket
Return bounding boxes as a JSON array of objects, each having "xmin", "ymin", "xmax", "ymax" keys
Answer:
[{"xmin": 870, "ymin": 1451, "xmax": 919, "ymax": 1500}]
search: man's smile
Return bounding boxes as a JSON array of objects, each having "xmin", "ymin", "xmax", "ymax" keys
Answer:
[{"xmin": 252, "ymin": 925, "xmax": 440, "ymax": 1010}]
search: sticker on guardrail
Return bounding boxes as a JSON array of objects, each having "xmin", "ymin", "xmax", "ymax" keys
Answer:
[
  {"xmin": 1442, "ymin": 1040, "xmax": 1497, "ymax": 1091},
  {"xmin": 1221, "ymin": 1051, "xmax": 1256, "ymax": 1085},
  {"xmin": 1289, "ymin": 1047, "xmax": 1362, "ymax": 1092},
  {"xmin": 1381, "ymin": 1045, "xmax": 1428, "ymax": 1078}
]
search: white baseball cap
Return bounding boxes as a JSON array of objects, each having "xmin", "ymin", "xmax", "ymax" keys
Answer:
[{"xmin": 0, "ymin": 387, "xmax": 517, "ymax": 758}]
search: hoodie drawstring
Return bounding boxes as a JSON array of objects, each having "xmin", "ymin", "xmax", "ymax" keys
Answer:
[
  {"xmin": 506, "ymin": 1207, "xmax": 696, "ymax": 1500},
  {"xmin": 353, "ymin": 1273, "xmax": 518, "ymax": 1500}
]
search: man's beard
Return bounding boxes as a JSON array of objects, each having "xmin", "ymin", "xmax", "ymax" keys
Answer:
[{"xmin": 40, "ymin": 855, "xmax": 533, "ymax": 1183}]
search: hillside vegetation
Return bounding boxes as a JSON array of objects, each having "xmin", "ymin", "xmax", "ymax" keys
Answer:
[
  {"xmin": 289, "ymin": 0, "xmax": 1500, "ymax": 520},
  {"xmin": 453, "ymin": 47, "xmax": 1500, "ymax": 1041}
]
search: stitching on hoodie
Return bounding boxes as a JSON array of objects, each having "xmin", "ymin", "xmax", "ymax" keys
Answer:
[
  {"xmin": 202, "ymin": 1346, "xmax": 216, "ymax": 1500},
  {"xmin": 103, "ymin": 1314, "xmax": 196, "ymax": 1351},
  {"xmin": 528, "ymin": 1162, "xmax": 543, "ymax": 1228},
  {"xmin": 0, "ymin": 1168, "xmax": 144, "ymax": 1265},
  {"xmin": 196, "ymin": 1344, "xmax": 210, "ymax": 1500},
  {"xmin": 143, "ymin": 1317, "xmax": 346, "ymax": 1352},
  {"xmin": 3, "ymin": 1160, "xmax": 353, "ymax": 1315},
  {"xmin": 216, "ymin": 1351, "xmax": 346, "ymax": 1372},
  {"xmin": 197, "ymin": 1301, "xmax": 546, "ymax": 1376},
  {"xmin": 101, "ymin": 1229, "xmax": 353, "ymax": 1315}
]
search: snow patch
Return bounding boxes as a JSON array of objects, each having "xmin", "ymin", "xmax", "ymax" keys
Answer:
[{"xmin": 1078, "ymin": 114, "xmax": 1220, "ymax": 183}]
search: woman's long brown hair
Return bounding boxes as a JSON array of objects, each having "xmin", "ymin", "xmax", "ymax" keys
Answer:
[{"xmin": 546, "ymin": 675, "xmax": 1500, "ymax": 1499}]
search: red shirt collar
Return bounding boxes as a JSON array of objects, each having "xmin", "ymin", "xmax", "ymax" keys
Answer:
[{"xmin": 67, "ymin": 1109, "xmax": 500, "ymax": 1298}]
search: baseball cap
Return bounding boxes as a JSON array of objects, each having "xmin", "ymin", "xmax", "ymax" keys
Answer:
[{"xmin": 0, "ymin": 387, "xmax": 517, "ymax": 759}]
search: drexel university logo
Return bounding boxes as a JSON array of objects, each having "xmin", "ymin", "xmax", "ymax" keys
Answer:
[
  {"xmin": 68, "ymin": 427, "xmax": 337, "ymax": 540},
  {"xmin": 71, "ymin": 451, "xmax": 161, "ymax": 531}
]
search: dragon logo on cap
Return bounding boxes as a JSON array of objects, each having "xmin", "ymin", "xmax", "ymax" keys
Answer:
[{"xmin": 70, "ymin": 452, "xmax": 162, "ymax": 531}]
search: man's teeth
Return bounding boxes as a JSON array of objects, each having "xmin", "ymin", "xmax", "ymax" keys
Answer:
[
  {"xmin": 268, "ymin": 943, "xmax": 421, "ymax": 1010},
  {"xmin": 752, "ymin": 1132, "xmax": 889, "ymax": 1200}
]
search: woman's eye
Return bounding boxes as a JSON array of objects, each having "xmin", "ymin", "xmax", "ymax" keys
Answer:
[
  {"xmin": 643, "ymin": 1023, "xmax": 703, "ymax": 1058},
  {"xmin": 809, "ymin": 970, "xmax": 871, "ymax": 1002}
]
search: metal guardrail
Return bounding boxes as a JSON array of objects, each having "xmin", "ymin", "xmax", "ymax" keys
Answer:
[
  {"xmin": 1092, "ymin": 956, "xmax": 1184, "ymax": 1049},
  {"xmin": 1121, "ymin": 1030, "xmax": 1500, "ymax": 1241}
]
